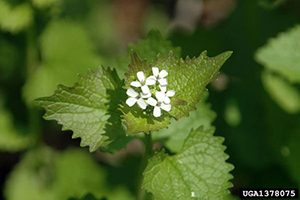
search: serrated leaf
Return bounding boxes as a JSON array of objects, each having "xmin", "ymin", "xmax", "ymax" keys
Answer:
[
  {"xmin": 143, "ymin": 127, "xmax": 234, "ymax": 200},
  {"xmin": 0, "ymin": 103, "xmax": 33, "ymax": 152},
  {"xmin": 23, "ymin": 20, "xmax": 102, "ymax": 105},
  {"xmin": 122, "ymin": 51, "xmax": 231, "ymax": 134},
  {"xmin": 152, "ymin": 92, "xmax": 216, "ymax": 153},
  {"xmin": 33, "ymin": 67, "xmax": 125, "ymax": 152},
  {"xmin": 159, "ymin": 51, "xmax": 232, "ymax": 119},
  {"xmin": 262, "ymin": 71, "xmax": 300, "ymax": 113},
  {"xmin": 117, "ymin": 29, "xmax": 181, "ymax": 78},
  {"xmin": 0, "ymin": 1, "xmax": 33, "ymax": 33},
  {"xmin": 255, "ymin": 25, "xmax": 300, "ymax": 83}
]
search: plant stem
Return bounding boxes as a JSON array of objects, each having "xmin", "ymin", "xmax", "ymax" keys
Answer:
[{"xmin": 137, "ymin": 133, "xmax": 153, "ymax": 200}]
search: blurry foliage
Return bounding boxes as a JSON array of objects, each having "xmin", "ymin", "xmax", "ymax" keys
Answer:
[
  {"xmin": 23, "ymin": 20, "xmax": 102, "ymax": 105},
  {"xmin": 0, "ymin": 97, "xmax": 34, "ymax": 152},
  {"xmin": 0, "ymin": 1, "xmax": 33, "ymax": 34},
  {"xmin": 4, "ymin": 147, "xmax": 134, "ymax": 200}
]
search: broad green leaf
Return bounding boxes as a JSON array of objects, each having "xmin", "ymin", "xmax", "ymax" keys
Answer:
[
  {"xmin": 4, "ymin": 146, "xmax": 134, "ymax": 200},
  {"xmin": 122, "ymin": 51, "xmax": 231, "ymax": 134},
  {"xmin": 117, "ymin": 29, "xmax": 181, "ymax": 78},
  {"xmin": 152, "ymin": 92, "xmax": 216, "ymax": 153},
  {"xmin": 255, "ymin": 25, "xmax": 300, "ymax": 83},
  {"xmin": 0, "ymin": 102, "xmax": 33, "ymax": 152},
  {"xmin": 23, "ymin": 20, "xmax": 102, "ymax": 105},
  {"xmin": 0, "ymin": 1, "xmax": 33, "ymax": 33},
  {"xmin": 143, "ymin": 127, "xmax": 234, "ymax": 200},
  {"xmin": 262, "ymin": 71, "xmax": 300, "ymax": 113},
  {"xmin": 33, "ymin": 67, "xmax": 125, "ymax": 152}
]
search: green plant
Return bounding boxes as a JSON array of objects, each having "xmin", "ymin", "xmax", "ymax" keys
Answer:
[{"xmin": 32, "ymin": 30, "xmax": 233, "ymax": 199}]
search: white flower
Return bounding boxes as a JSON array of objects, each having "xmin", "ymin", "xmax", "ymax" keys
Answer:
[
  {"xmin": 125, "ymin": 87, "xmax": 150, "ymax": 110},
  {"xmin": 130, "ymin": 71, "xmax": 156, "ymax": 94},
  {"xmin": 146, "ymin": 90, "xmax": 175, "ymax": 117},
  {"xmin": 149, "ymin": 67, "xmax": 168, "ymax": 86}
]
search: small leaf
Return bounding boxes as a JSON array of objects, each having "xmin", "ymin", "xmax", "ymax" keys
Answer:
[
  {"xmin": 262, "ymin": 71, "xmax": 300, "ymax": 113},
  {"xmin": 143, "ymin": 127, "xmax": 234, "ymax": 200},
  {"xmin": 33, "ymin": 67, "xmax": 125, "ymax": 152},
  {"xmin": 255, "ymin": 25, "xmax": 300, "ymax": 83},
  {"xmin": 0, "ymin": 2, "xmax": 33, "ymax": 33}
]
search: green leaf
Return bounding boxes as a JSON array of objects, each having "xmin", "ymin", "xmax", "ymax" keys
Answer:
[
  {"xmin": 4, "ymin": 146, "xmax": 134, "ymax": 200},
  {"xmin": 122, "ymin": 51, "xmax": 231, "ymax": 134},
  {"xmin": 117, "ymin": 29, "xmax": 181, "ymax": 78},
  {"xmin": 152, "ymin": 92, "xmax": 216, "ymax": 153},
  {"xmin": 0, "ymin": 1, "xmax": 33, "ymax": 33},
  {"xmin": 262, "ymin": 71, "xmax": 300, "ymax": 113},
  {"xmin": 143, "ymin": 127, "xmax": 234, "ymax": 200},
  {"xmin": 0, "ymin": 102, "xmax": 33, "ymax": 152},
  {"xmin": 23, "ymin": 20, "xmax": 102, "ymax": 105},
  {"xmin": 160, "ymin": 51, "xmax": 232, "ymax": 119},
  {"xmin": 33, "ymin": 67, "xmax": 125, "ymax": 152},
  {"xmin": 255, "ymin": 25, "xmax": 300, "ymax": 83}
]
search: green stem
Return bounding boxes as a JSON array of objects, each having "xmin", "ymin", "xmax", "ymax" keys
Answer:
[{"xmin": 137, "ymin": 133, "xmax": 153, "ymax": 200}]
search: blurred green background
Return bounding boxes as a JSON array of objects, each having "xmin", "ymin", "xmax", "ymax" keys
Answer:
[{"xmin": 0, "ymin": 0, "xmax": 300, "ymax": 199}]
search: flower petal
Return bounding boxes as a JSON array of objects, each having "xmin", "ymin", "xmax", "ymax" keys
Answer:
[
  {"xmin": 152, "ymin": 67, "xmax": 159, "ymax": 77},
  {"xmin": 137, "ymin": 71, "xmax": 145, "ymax": 82},
  {"xmin": 158, "ymin": 78, "xmax": 168, "ymax": 86},
  {"xmin": 130, "ymin": 81, "xmax": 142, "ymax": 87},
  {"xmin": 126, "ymin": 87, "xmax": 139, "ymax": 97},
  {"xmin": 137, "ymin": 98, "xmax": 147, "ymax": 110},
  {"xmin": 159, "ymin": 70, "xmax": 168, "ymax": 78},
  {"xmin": 141, "ymin": 85, "xmax": 150, "ymax": 94},
  {"xmin": 147, "ymin": 97, "xmax": 158, "ymax": 106},
  {"xmin": 146, "ymin": 77, "xmax": 156, "ymax": 85},
  {"xmin": 141, "ymin": 92, "xmax": 151, "ymax": 98},
  {"xmin": 159, "ymin": 85, "xmax": 167, "ymax": 93},
  {"xmin": 166, "ymin": 90, "xmax": 175, "ymax": 97},
  {"xmin": 155, "ymin": 91, "xmax": 165, "ymax": 102},
  {"xmin": 126, "ymin": 97, "xmax": 137, "ymax": 107},
  {"xmin": 163, "ymin": 97, "xmax": 171, "ymax": 104},
  {"xmin": 161, "ymin": 103, "xmax": 171, "ymax": 112},
  {"xmin": 153, "ymin": 106, "xmax": 161, "ymax": 117}
]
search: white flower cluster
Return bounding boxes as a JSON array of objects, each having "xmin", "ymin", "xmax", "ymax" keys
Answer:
[{"xmin": 126, "ymin": 67, "xmax": 175, "ymax": 117}]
